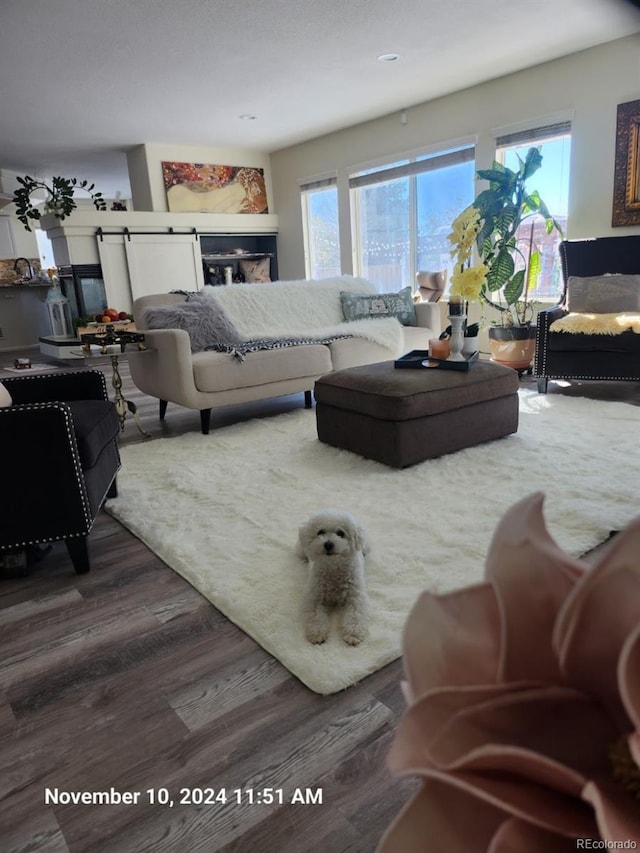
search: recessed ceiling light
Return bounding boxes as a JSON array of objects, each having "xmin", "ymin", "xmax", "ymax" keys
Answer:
[
  {"xmin": 239, "ymin": 114, "xmax": 256, "ymax": 120},
  {"xmin": 377, "ymin": 53, "xmax": 399, "ymax": 62}
]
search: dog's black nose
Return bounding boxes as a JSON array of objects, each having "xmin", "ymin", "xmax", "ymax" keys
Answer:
[{"xmin": 324, "ymin": 541, "xmax": 334, "ymax": 553}]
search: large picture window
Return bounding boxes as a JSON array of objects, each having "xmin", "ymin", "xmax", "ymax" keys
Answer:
[
  {"xmin": 350, "ymin": 146, "xmax": 475, "ymax": 292},
  {"xmin": 496, "ymin": 122, "xmax": 571, "ymax": 301},
  {"xmin": 301, "ymin": 178, "xmax": 340, "ymax": 279}
]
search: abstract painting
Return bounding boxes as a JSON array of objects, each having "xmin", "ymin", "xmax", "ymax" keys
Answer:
[{"xmin": 161, "ymin": 161, "xmax": 269, "ymax": 214}]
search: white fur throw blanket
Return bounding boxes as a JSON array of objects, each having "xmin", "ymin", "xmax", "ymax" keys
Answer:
[
  {"xmin": 550, "ymin": 312, "xmax": 640, "ymax": 335},
  {"xmin": 210, "ymin": 276, "xmax": 406, "ymax": 355}
]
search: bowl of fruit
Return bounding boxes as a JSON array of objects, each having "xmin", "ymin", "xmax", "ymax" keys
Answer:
[
  {"xmin": 93, "ymin": 308, "xmax": 131, "ymax": 325},
  {"xmin": 74, "ymin": 309, "xmax": 134, "ymax": 338}
]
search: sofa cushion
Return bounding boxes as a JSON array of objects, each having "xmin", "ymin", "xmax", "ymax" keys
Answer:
[
  {"xmin": 341, "ymin": 286, "xmax": 416, "ymax": 326},
  {"xmin": 143, "ymin": 294, "xmax": 243, "ymax": 353},
  {"xmin": 567, "ymin": 274, "xmax": 640, "ymax": 314},
  {"xmin": 401, "ymin": 324, "xmax": 434, "ymax": 350},
  {"xmin": 240, "ymin": 257, "xmax": 271, "ymax": 282},
  {"xmin": 0, "ymin": 382, "xmax": 12, "ymax": 407},
  {"xmin": 327, "ymin": 325, "xmax": 433, "ymax": 371},
  {"xmin": 192, "ymin": 345, "xmax": 332, "ymax": 393}
]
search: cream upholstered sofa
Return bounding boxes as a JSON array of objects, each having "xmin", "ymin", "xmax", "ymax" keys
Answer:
[{"xmin": 129, "ymin": 275, "xmax": 440, "ymax": 433}]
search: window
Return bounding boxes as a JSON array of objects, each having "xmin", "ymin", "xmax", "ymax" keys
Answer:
[
  {"xmin": 496, "ymin": 122, "xmax": 571, "ymax": 301},
  {"xmin": 301, "ymin": 178, "xmax": 341, "ymax": 279},
  {"xmin": 350, "ymin": 146, "xmax": 475, "ymax": 292}
]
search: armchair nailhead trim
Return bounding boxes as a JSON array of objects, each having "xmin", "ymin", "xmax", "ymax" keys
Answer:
[
  {"xmin": 4, "ymin": 368, "xmax": 109, "ymax": 399},
  {"xmin": 538, "ymin": 374, "xmax": 640, "ymax": 382}
]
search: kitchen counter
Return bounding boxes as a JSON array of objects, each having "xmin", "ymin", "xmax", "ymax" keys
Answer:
[{"xmin": 0, "ymin": 282, "xmax": 51, "ymax": 288}]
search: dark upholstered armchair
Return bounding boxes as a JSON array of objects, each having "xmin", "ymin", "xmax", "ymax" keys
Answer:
[
  {"xmin": 0, "ymin": 369, "xmax": 121, "ymax": 574},
  {"xmin": 534, "ymin": 235, "xmax": 640, "ymax": 393}
]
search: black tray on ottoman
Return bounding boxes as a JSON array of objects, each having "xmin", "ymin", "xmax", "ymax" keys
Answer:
[
  {"xmin": 314, "ymin": 360, "xmax": 520, "ymax": 468},
  {"xmin": 395, "ymin": 349, "xmax": 479, "ymax": 371}
]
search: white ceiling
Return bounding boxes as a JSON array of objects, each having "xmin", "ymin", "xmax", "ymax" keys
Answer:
[{"xmin": 1, "ymin": 0, "xmax": 639, "ymax": 199}]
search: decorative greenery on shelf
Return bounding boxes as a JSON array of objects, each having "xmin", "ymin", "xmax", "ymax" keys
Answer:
[
  {"xmin": 13, "ymin": 175, "xmax": 107, "ymax": 231},
  {"xmin": 72, "ymin": 316, "xmax": 95, "ymax": 332},
  {"xmin": 449, "ymin": 147, "xmax": 564, "ymax": 328}
]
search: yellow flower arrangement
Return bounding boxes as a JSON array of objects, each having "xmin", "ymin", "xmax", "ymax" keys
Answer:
[
  {"xmin": 448, "ymin": 207, "xmax": 481, "ymax": 264},
  {"xmin": 449, "ymin": 263, "xmax": 489, "ymax": 302},
  {"xmin": 447, "ymin": 206, "xmax": 487, "ymax": 301},
  {"xmin": 445, "ymin": 206, "xmax": 487, "ymax": 337}
]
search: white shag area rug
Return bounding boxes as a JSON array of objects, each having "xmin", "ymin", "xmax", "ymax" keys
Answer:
[{"xmin": 107, "ymin": 390, "xmax": 640, "ymax": 694}]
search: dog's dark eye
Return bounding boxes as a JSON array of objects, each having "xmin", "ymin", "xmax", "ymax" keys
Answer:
[
  {"xmin": 336, "ymin": 529, "xmax": 346, "ymax": 538},
  {"xmin": 317, "ymin": 529, "xmax": 325, "ymax": 536}
]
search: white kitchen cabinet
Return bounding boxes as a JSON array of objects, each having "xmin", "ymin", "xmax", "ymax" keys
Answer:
[{"xmin": 0, "ymin": 215, "xmax": 16, "ymax": 258}]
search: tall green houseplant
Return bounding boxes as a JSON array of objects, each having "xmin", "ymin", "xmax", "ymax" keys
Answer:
[{"xmin": 471, "ymin": 147, "xmax": 564, "ymax": 327}]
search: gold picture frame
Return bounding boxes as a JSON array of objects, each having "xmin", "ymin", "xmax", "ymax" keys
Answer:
[
  {"xmin": 612, "ymin": 99, "xmax": 640, "ymax": 227},
  {"xmin": 161, "ymin": 161, "xmax": 269, "ymax": 214}
]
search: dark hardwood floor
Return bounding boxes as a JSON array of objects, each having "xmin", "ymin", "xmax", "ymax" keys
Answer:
[{"xmin": 1, "ymin": 346, "xmax": 638, "ymax": 853}]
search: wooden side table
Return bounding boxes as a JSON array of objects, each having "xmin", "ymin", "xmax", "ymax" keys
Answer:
[{"xmin": 79, "ymin": 328, "xmax": 151, "ymax": 438}]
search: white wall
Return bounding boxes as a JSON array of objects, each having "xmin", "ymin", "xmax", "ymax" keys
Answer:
[
  {"xmin": 126, "ymin": 143, "xmax": 274, "ymax": 214},
  {"xmin": 270, "ymin": 34, "xmax": 640, "ymax": 281}
]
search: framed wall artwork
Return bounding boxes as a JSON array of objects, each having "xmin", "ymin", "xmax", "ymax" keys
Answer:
[
  {"xmin": 612, "ymin": 99, "xmax": 640, "ymax": 227},
  {"xmin": 161, "ymin": 162, "xmax": 269, "ymax": 214}
]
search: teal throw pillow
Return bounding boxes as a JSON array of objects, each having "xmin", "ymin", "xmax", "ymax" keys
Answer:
[{"xmin": 341, "ymin": 286, "xmax": 416, "ymax": 326}]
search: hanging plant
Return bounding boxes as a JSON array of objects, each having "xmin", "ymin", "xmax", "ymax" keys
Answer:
[{"xmin": 13, "ymin": 175, "xmax": 107, "ymax": 231}]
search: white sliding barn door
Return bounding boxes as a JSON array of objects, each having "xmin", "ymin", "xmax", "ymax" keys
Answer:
[{"xmin": 124, "ymin": 233, "xmax": 204, "ymax": 299}]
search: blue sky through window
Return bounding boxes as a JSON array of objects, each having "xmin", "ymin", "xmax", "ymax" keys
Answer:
[{"xmin": 499, "ymin": 136, "xmax": 571, "ymax": 217}]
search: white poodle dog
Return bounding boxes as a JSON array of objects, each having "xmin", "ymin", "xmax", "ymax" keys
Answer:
[{"xmin": 296, "ymin": 509, "xmax": 371, "ymax": 646}]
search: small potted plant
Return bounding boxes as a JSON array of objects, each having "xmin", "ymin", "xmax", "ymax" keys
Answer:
[
  {"xmin": 13, "ymin": 175, "xmax": 107, "ymax": 231},
  {"xmin": 449, "ymin": 147, "xmax": 564, "ymax": 369}
]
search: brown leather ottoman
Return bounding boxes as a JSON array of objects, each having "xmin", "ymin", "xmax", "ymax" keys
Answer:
[{"xmin": 314, "ymin": 360, "xmax": 520, "ymax": 468}]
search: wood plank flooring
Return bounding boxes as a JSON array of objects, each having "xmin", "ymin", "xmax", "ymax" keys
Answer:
[{"xmin": 1, "ymin": 346, "xmax": 638, "ymax": 852}]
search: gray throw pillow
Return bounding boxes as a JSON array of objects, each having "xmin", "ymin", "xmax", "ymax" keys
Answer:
[
  {"xmin": 340, "ymin": 286, "xmax": 417, "ymax": 326},
  {"xmin": 567, "ymin": 274, "xmax": 640, "ymax": 314},
  {"xmin": 143, "ymin": 293, "xmax": 243, "ymax": 353}
]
